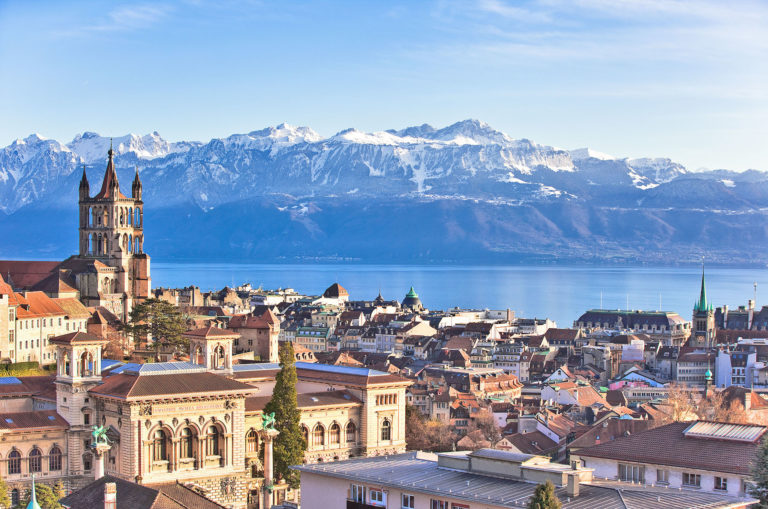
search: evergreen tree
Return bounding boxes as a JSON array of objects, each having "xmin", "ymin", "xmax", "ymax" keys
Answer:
[
  {"xmin": 527, "ymin": 481, "xmax": 562, "ymax": 509},
  {"xmin": 751, "ymin": 434, "xmax": 768, "ymax": 507},
  {"xmin": 122, "ymin": 298, "xmax": 188, "ymax": 359},
  {"xmin": 263, "ymin": 342, "xmax": 306, "ymax": 488},
  {"xmin": 0, "ymin": 476, "xmax": 10, "ymax": 509}
]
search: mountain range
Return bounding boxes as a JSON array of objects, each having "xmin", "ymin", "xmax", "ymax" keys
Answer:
[{"xmin": 1, "ymin": 120, "xmax": 766, "ymax": 265}]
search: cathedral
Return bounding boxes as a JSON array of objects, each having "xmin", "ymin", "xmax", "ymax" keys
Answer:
[{"xmin": 0, "ymin": 144, "xmax": 151, "ymax": 324}]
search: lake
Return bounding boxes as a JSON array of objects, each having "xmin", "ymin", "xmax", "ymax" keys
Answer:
[{"xmin": 151, "ymin": 264, "xmax": 768, "ymax": 327}]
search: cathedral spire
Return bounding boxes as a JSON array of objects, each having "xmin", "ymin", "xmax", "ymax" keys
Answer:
[
  {"xmin": 132, "ymin": 165, "xmax": 143, "ymax": 200},
  {"xmin": 93, "ymin": 143, "xmax": 126, "ymax": 200},
  {"xmin": 696, "ymin": 264, "xmax": 709, "ymax": 312}
]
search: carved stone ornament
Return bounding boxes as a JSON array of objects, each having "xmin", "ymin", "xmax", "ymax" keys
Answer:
[
  {"xmin": 117, "ymin": 418, "xmax": 122, "ymax": 428},
  {"xmin": 138, "ymin": 403, "xmax": 152, "ymax": 416},
  {"xmin": 199, "ymin": 415, "xmax": 205, "ymax": 425},
  {"xmin": 144, "ymin": 420, "xmax": 151, "ymax": 430},
  {"xmin": 172, "ymin": 417, "xmax": 178, "ymax": 427},
  {"xmin": 224, "ymin": 414, "xmax": 230, "ymax": 422},
  {"xmin": 220, "ymin": 477, "xmax": 236, "ymax": 498},
  {"xmin": 225, "ymin": 399, "xmax": 236, "ymax": 409}
]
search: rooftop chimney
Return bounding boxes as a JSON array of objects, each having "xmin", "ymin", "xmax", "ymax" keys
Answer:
[
  {"xmin": 567, "ymin": 474, "xmax": 580, "ymax": 498},
  {"xmin": 104, "ymin": 482, "xmax": 116, "ymax": 509}
]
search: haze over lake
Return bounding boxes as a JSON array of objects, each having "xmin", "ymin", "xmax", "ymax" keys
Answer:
[{"xmin": 152, "ymin": 264, "xmax": 768, "ymax": 327}]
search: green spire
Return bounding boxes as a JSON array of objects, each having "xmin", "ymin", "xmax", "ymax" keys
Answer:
[
  {"xmin": 696, "ymin": 265, "xmax": 711, "ymax": 312},
  {"xmin": 405, "ymin": 286, "xmax": 418, "ymax": 298},
  {"xmin": 26, "ymin": 475, "xmax": 41, "ymax": 509},
  {"xmin": 705, "ymin": 368, "xmax": 713, "ymax": 381}
]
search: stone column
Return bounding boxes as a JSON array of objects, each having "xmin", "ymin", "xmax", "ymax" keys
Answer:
[
  {"xmin": 92, "ymin": 442, "xmax": 111, "ymax": 481},
  {"xmin": 258, "ymin": 429, "xmax": 280, "ymax": 509}
]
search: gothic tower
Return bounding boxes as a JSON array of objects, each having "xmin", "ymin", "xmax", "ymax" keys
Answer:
[
  {"xmin": 76, "ymin": 143, "xmax": 150, "ymax": 320},
  {"xmin": 691, "ymin": 266, "xmax": 715, "ymax": 347}
]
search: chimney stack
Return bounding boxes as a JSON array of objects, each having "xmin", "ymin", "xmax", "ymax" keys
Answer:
[
  {"xmin": 104, "ymin": 482, "xmax": 116, "ymax": 509},
  {"xmin": 567, "ymin": 474, "xmax": 580, "ymax": 498}
]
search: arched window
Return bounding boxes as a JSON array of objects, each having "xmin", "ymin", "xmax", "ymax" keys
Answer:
[
  {"xmin": 153, "ymin": 429, "xmax": 168, "ymax": 461},
  {"xmin": 329, "ymin": 423, "xmax": 340, "ymax": 445},
  {"xmin": 10, "ymin": 489, "xmax": 18, "ymax": 507},
  {"xmin": 63, "ymin": 353, "xmax": 71, "ymax": 376},
  {"xmin": 180, "ymin": 428, "xmax": 194, "ymax": 459},
  {"xmin": 301, "ymin": 426, "xmax": 309, "ymax": 446},
  {"xmin": 193, "ymin": 346, "xmax": 204, "ymax": 365},
  {"xmin": 246, "ymin": 428, "xmax": 258, "ymax": 454},
  {"xmin": 207, "ymin": 426, "xmax": 221, "ymax": 457},
  {"xmin": 120, "ymin": 209, "xmax": 124, "ymax": 226},
  {"xmin": 213, "ymin": 345, "xmax": 225, "ymax": 369},
  {"xmin": 80, "ymin": 351, "xmax": 93, "ymax": 377},
  {"xmin": 313, "ymin": 424, "xmax": 325, "ymax": 447},
  {"xmin": 346, "ymin": 422, "xmax": 356, "ymax": 443},
  {"xmin": 8, "ymin": 450, "xmax": 21, "ymax": 474},
  {"xmin": 135, "ymin": 208, "xmax": 141, "ymax": 227},
  {"xmin": 29, "ymin": 448, "xmax": 42, "ymax": 472},
  {"xmin": 129, "ymin": 207, "xmax": 133, "ymax": 226},
  {"xmin": 49, "ymin": 446, "xmax": 62, "ymax": 471},
  {"xmin": 381, "ymin": 419, "xmax": 391, "ymax": 441}
]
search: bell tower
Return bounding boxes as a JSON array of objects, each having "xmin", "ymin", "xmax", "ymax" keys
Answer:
[
  {"xmin": 75, "ymin": 142, "xmax": 151, "ymax": 321},
  {"xmin": 691, "ymin": 266, "xmax": 715, "ymax": 347}
]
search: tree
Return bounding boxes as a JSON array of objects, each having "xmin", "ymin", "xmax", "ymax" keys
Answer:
[
  {"xmin": 122, "ymin": 298, "xmax": 187, "ymax": 359},
  {"xmin": 405, "ymin": 404, "xmax": 455, "ymax": 452},
  {"xmin": 751, "ymin": 434, "xmax": 768, "ymax": 507},
  {"xmin": 0, "ymin": 476, "xmax": 10, "ymax": 509},
  {"xmin": 263, "ymin": 342, "xmax": 306, "ymax": 488},
  {"xmin": 21, "ymin": 482, "xmax": 62, "ymax": 509},
  {"xmin": 528, "ymin": 480, "xmax": 562, "ymax": 509},
  {"xmin": 468, "ymin": 410, "xmax": 502, "ymax": 446}
]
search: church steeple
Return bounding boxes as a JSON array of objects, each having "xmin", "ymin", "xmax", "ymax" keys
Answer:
[
  {"xmin": 93, "ymin": 139, "xmax": 126, "ymax": 200},
  {"xmin": 695, "ymin": 265, "xmax": 711, "ymax": 312}
]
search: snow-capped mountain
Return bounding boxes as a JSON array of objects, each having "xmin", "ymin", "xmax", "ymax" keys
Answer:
[{"xmin": 1, "ymin": 120, "xmax": 766, "ymax": 264}]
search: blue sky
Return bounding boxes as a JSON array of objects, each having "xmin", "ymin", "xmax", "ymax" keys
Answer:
[{"xmin": 1, "ymin": 0, "xmax": 766, "ymax": 171}]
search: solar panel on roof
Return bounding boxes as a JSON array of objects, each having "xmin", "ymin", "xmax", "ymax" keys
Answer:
[
  {"xmin": 4, "ymin": 418, "xmax": 12, "ymax": 424},
  {"xmin": 0, "ymin": 377, "xmax": 22, "ymax": 385},
  {"xmin": 683, "ymin": 421, "xmax": 766, "ymax": 442},
  {"xmin": 233, "ymin": 363, "xmax": 281, "ymax": 372}
]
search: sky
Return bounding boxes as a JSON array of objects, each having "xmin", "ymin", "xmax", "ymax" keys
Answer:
[{"xmin": 1, "ymin": 0, "xmax": 766, "ymax": 171}]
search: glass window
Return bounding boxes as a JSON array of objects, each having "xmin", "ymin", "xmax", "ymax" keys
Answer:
[
  {"xmin": 329, "ymin": 423, "xmax": 340, "ymax": 445},
  {"xmin": 402, "ymin": 494, "xmax": 415, "ymax": 509},
  {"xmin": 246, "ymin": 428, "xmax": 258, "ymax": 453},
  {"xmin": 11, "ymin": 489, "xmax": 18, "ymax": 507},
  {"xmin": 370, "ymin": 489, "xmax": 386, "ymax": 507},
  {"xmin": 207, "ymin": 426, "xmax": 221, "ymax": 456},
  {"xmin": 715, "ymin": 476, "xmax": 728, "ymax": 491},
  {"xmin": 49, "ymin": 446, "xmax": 62, "ymax": 471},
  {"xmin": 8, "ymin": 450, "xmax": 21, "ymax": 475},
  {"xmin": 381, "ymin": 419, "xmax": 391, "ymax": 441},
  {"xmin": 181, "ymin": 428, "xmax": 194, "ymax": 459},
  {"xmin": 313, "ymin": 424, "xmax": 325, "ymax": 446},
  {"xmin": 29, "ymin": 448, "xmax": 42, "ymax": 473},
  {"xmin": 618, "ymin": 463, "xmax": 645, "ymax": 483},
  {"xmin": 350, "ymin": 484, "xmax": 366, "ymax": 503},
  {"xmin": 346, "ymin": 422, "xmax": 356, "ymax": 443},
  {"xmin": 656, "ymin": 469, "xmax": 669, "ymax": 484},
  {"xmin": 153, "ymin": 430, "xmax": 168, "ymax": 461},
  {"xmin": 682, "ymin": 472, "xmax": 701, "ymax": 487},
  {"xmin": 430, "ymin": 500, "xmax": 449, "ymax": 509}
]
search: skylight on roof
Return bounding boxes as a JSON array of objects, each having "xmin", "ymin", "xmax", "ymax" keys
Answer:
[
  {"xmin": 0, "ymin": 377, "xmax": 22, "ymax": 385},
  {"xmin": 4, "ymin": 418, "xmax": 12, "ymax": 424}
]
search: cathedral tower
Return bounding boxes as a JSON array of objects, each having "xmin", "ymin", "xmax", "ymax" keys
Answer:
[
  {"xmin": 75, "ymin": 143, "xmax": 150, "ymax": 320},
  {"xmin": 691, "ymin": 266, "xmax": 715, "ymax": 347}
]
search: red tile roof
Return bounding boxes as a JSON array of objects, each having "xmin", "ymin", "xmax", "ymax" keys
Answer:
[
  {"xmin": 50, "ymin": 331, "xmax": 107, "ymax": 345},
  {"xmin": 0, "ymin": 410, "xmax": 68, "ymax": 431},
  {"xmin": 0, "ymin": 261, "xmax": 60, "ymax": 289}
]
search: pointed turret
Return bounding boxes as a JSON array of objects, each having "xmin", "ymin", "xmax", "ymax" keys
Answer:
[
  {"xmin": 26, "ymin": 474, "xmax": 41, "ymax": 509},
  {"xmin": 93, "ymin": 139, "xmax": 127, "ymax": 200},
  {"xmin": 132, "ymin": 165, "xmax": 143, "ymax": 200},
  {"xmin": 78, "ymin": 164, "xmax": 89, "ymax": 200}
]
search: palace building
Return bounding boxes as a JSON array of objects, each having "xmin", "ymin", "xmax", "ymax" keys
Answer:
[{"xmin": 0, "ymin": 328, "xmax": 409, "ymax": 508}]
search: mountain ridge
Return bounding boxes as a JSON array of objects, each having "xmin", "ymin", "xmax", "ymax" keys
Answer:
[{"xmin": 1, "ymin": 120, "xmax": 766, "ymax": 265}]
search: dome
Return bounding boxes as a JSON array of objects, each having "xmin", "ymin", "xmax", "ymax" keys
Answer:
[
  {"xmin": 705, "ymin": 368, "xmax": 713, "ymax": 380},
  {"xmin": 401, "ymin": 286, "xmax": 423, "ymax": 311},
  {"xmin": 323, "ymin": 283, "xmax": 349, "ymax": 299}
]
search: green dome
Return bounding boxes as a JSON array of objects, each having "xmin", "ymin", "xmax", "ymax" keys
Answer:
[
  {"xmin": 705, "ymin": 368, "xmax": 713, "ymax": 380},
  {"xmin": 405, "ymin": 286, "xmax": 418, "ymax": 299}
]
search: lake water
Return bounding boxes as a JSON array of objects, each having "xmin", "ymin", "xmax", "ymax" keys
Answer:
[{"xmin": 151, "ymin": 264, "xmax": 768, "ymax": 327}]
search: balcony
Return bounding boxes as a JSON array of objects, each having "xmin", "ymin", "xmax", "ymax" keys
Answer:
[{"xmin": 347, "ymin": 501, "xmax": 378, "ymax": 509}]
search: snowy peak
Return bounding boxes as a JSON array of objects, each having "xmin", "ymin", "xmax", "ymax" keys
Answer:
[
  {"xmin": 67, "ymin": 131, "xmax": 181, "ymax": 163},
  {"xmin": 218, "ymin": 123, "xmax": 322, "ymax": 153},
  {"xmin": 570, "ymin": 147, "xmax": 616, "ymax": 161}
]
